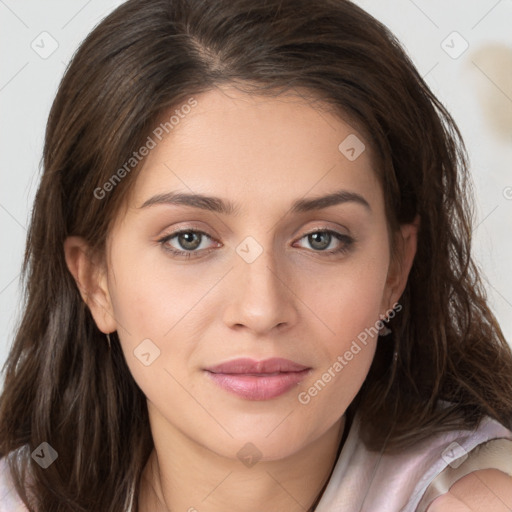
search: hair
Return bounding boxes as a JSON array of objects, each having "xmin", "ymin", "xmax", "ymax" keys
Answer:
[{"xmin": 1, "ymin": 0, "xmax": 512, "ymax": 510}]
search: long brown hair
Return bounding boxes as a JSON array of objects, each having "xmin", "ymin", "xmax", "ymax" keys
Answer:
[{"xmin": 1, "ymin": 0, "xmax": 511, "ymax": 510}]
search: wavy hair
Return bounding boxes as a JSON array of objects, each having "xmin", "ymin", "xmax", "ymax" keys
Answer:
[{"xmin": 1, "ymin": 0, "xmax": 511, "ymax": 510}]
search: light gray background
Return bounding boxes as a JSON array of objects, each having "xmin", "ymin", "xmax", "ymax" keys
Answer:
[{"xmin": 1, "ymin": 0, "xmax": 511, "ymax": 381}]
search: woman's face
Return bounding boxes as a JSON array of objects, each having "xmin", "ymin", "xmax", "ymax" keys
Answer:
[{"xmin": 73, "ymin": 85, "xmax": 416, "ymax": 461}]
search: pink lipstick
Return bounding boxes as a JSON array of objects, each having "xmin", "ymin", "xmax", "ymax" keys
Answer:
[{"xmin": 204, "ymin": 358, "xmax": 311, "ymax": 401}]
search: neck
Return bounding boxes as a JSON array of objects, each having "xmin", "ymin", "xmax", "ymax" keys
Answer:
[{"xmin": 138, "ymin": 411, "xmax": 347, "ymax": 512}]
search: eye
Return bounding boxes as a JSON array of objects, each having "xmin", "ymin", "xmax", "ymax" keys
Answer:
[
  {"xmin": 157, "ymin": 229, "xmax": 219, "ymax": 259},
  {"xmin": 294, "ymin": 229, "xmax": 354, "ymax": 255},
  {"xmin": 157, "ymin": 227, "xmax": 355, "ymax": 260}
]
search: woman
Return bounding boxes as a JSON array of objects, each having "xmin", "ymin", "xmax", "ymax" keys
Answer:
[{"xmin": 0, "ymin": 0, "xmax": 511, "ymax": 510}]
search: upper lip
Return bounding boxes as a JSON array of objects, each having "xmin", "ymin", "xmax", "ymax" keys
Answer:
[{"xmin": 204, "ymin": 357, "xmax": 310, "ymax": 374}]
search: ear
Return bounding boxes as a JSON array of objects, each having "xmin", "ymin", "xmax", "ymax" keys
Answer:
[
  {"xmin": 381, "ymin": 214, "xmax": 420, "ymax": 312},
  {"xmin": 63, "ymin": 236, "xmax": 116, "ymax": 334}
]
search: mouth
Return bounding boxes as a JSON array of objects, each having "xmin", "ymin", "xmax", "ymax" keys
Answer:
[{"xmin": 204, "ymin": 358, "xmax": 312, "ymax": 401}]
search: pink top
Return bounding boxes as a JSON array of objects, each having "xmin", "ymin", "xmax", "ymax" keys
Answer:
[{"xmin": 1, "ymin": 406, "xmax": 512, "ymax": 511}]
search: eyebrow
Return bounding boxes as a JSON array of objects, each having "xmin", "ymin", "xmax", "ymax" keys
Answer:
[{"xmin": 138, "ymin": 189, "xmax": 371, "ymax": 215}]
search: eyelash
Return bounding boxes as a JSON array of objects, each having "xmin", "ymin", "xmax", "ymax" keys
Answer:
[{"xmin": 157, "ymin": 227, "xmax": 355, "ymax": 260}]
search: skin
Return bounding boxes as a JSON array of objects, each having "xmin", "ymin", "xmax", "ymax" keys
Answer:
[{"xmin": 64, "ymin": 85, "xmax": 419, "ymax": 511}]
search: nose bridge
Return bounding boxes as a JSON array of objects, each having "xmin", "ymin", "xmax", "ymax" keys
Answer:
[
  {"xmin": 222, "ymin": 233, "xmax": 297, "ymax": 332},
  {"xmin": 236, "ymin": 234, "xmax": 286, "ymax": 301}
]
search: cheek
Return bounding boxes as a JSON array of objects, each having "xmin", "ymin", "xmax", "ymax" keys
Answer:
[
  {"xmin": 105, "ymin": 242, "xmax": 175, "ymax": 377},
  {"xmin": 301, "ymin": 243, "xmax": 390, "ymax": 349},
  {"xmin": 293, "ymin": 240, "xmax": 389, "ymax": 417},
  {"xmin": 305, "ymin": 268, "xmax": 384, "ymax": 370},
  {"xmin": 107, "ymin": 233, "xmax": 205, "ymax": 338},
  {"xmin": 105, "ymin": 241, "xmax": 226, "ymax": 386}
]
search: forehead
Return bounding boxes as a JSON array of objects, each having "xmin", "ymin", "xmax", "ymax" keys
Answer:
[{"xmin": 126, "ymin": 85, "xmax": 383, "ymax": 216}]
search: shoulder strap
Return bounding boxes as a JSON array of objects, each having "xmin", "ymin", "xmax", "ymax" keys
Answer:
[{"xmin": 415, "ymin": 437, "xmax": 512, "ymax": 512}]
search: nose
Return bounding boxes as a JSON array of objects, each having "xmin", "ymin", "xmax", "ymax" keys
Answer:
[{"xmin": 221, "ymin": 242, "xmax": 299, "ymax": 336}]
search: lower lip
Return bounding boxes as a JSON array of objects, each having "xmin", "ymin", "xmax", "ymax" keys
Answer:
[{"xmin": 205, "ymin": 370, "xmax": 310, "ymax": 400}]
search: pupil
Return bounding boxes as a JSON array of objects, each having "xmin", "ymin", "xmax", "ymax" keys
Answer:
[
  {"xmin": 179, "ymin": 232, "xmax": 200, "ymax": 250},
  {"xmin": 310, "ymin": 232, "xmax": 330, "ymax": 250}
]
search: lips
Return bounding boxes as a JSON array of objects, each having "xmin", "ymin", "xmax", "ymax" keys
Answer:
[
  {"xmin": 204, "ymin": 358, "xmax": 311, "ymax": 401},
  {"xmin": 205, "ymin": 357, "xmax": 310, "ymax": 374}
]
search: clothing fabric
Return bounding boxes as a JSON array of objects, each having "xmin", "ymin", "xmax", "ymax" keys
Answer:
[
  {"xmin": 1, "ymin": 407, "xmax": 512, "ymax": 511},
  {"xmin": 0, "ymin": 458, "xmax": 26, "ymax": 512},
  {"xmin": 314, "ymin": 408, "xmax": 512, "ymax": 511}
]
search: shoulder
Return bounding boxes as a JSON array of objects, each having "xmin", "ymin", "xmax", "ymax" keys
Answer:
[
  {"xmin": 316, "ymin": 406, "xmax": 512, "ymax": 512},
  {"xmin": 0, "ymin": 457, "xmax": 30, "ymax": 512},
  {"xmin": 417, "ymin": 431, "xmax": 512, "ymax": 512},
  {"xmin": 425, "ymin": 468, "xmax": 512, "ymax": 511}
]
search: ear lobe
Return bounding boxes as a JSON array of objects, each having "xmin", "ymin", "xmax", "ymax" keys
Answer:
[
  {"xmin": 384, "ymin": 215, "xmax": 420, "ymax": 307},
  {"xmin": 63, "ymin": 236, "xmax": 117, "ymax": 333}
]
